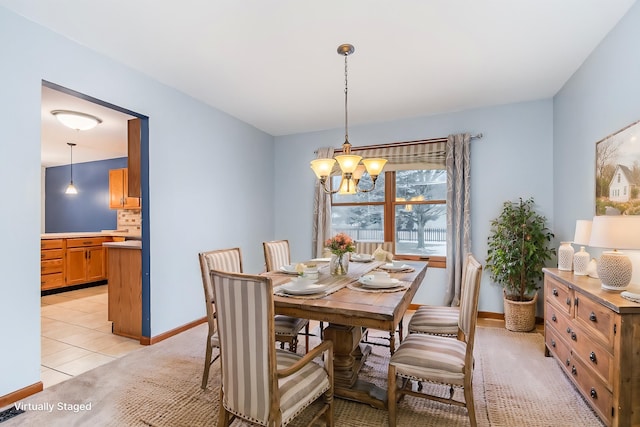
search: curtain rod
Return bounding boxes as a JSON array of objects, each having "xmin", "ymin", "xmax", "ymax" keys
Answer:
[{"xmin": 314, "ymin": 133, "xmax": 483, "ymax": 154}]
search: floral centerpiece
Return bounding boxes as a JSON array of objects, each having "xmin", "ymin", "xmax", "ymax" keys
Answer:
[{"xmin": 325, "ymin": 233, "xmax": 355, "ymax": 275}]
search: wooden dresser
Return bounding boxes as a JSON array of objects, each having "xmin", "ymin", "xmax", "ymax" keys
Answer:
[{"xmin": 543, "ymin": 268, "xmax": 640, "ymax": 427}]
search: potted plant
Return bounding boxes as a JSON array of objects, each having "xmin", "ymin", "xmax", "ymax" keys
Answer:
[{"xmin": 485, "ymin": 197, "xmax": 555, "ymax": 331}]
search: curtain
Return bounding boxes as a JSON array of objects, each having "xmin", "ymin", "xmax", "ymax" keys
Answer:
[
  {"xmin": 444, "ymin": 133, "xmax": 472, "ymax": 306},
  {"xmin": 311, "ymin": 147, "xmax": 334, "ymax": 258}
]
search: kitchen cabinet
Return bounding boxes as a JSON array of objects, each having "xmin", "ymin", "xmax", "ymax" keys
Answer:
[
  {"xmin": 41, "ymin": 239, "xmax": 65, "ymax": 291},
  {"xmin": 127, "ymin": 118, "xmax": 141, "ymax": 198},
  {"xmin": 109, "ymin": 168, "xmax": 140, "ymax": 209},
  {"xmin": 65, "ymin": 237, "xmax": 109, "ymax": 286},
  {"xmin": 105, "ymin": 241, "xmax": 142, "ymax": 339}
]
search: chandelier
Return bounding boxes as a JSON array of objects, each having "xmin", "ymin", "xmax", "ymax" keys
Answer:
[{"xmin": 310, "ymin": 44, "xmax": 387, "ymax": 194}]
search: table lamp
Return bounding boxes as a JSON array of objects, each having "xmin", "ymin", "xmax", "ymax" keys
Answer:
[
  {"xmin": 588, "ymin": 215, "xmax": 640, "ymax": 290},
  {"xmin": 572, "ymin": 220, "xmax": 592, "ymax": 276}
]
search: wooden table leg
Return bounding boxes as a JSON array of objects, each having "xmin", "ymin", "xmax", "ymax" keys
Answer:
[{"xmin": 323, "ymin": 323, "xmax": 387, "ymax": 409}]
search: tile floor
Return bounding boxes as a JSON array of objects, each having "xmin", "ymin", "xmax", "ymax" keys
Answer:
[{"xmin": 40, "ymin": 285, "xmax": 144, "ymax": 388}]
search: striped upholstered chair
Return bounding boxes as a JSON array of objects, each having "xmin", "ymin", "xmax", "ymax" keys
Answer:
[
  {"xmin": 198, "ymin": 247, "xmax": 243, "ymax": 389},
  {"xmin": 210, "ymin": 270, "xmax": 334, "ymax": 427},
  {"xmin": 407, "ymin": 253, "xmax": 479, "ymax": 337},
  {"xmin": 262, "ymin": 240, "xmax": 311, "ymax": 351},
  {"xmin": 388, "ymin": 254, "xmax": 483, "ymax": 427},
  {"xmin": 355, "ymin": 241, "xmax": 403, "ymax": 352}
]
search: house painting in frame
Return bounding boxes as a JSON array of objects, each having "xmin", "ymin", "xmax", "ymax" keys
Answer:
[{"xmin": 596, "ymin": 119, "xmax": 640, "ymax": 215}]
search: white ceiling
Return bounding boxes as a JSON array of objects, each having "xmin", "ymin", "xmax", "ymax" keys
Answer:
[{"xmin": 3, "ymin": 0, "xmax": 635, "ymax": 165}]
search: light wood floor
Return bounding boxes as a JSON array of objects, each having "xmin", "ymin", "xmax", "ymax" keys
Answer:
[{"xmin": 40, "ymin": 285, "xmax": 144, "ymax": 388}]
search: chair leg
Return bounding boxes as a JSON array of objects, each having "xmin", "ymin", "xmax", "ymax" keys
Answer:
[
  {"xmin": 388, "ymin": 365, "xmax": 398, "ymax": 427},
  {"xmin": 319, "ymin": 321, "xmax": 324, "ymax": 339},
  {"xmin": 398, "ymin": 319, "xmax": 404, "ymax": 343},
  {"xmin": 389, "ymin": 332, "xmax": 396, "ymax": 356},
  {"xmin": 201, "ymin": 339, "xmax": 213, "ymax": 389},
  {"xmin": 464, "ymin": 378, "xmax": 477, "ymax": 427},
  {"xmin": 305, "ymin": 323, "xmax": 310, "ymax": 353},
  {"xmin": 290, "ymin": 336, "xmax": 298, "ymax": 353},
  {"xmin": 218, "ymin": 389, "xmax": 231, "ymax": 427}
]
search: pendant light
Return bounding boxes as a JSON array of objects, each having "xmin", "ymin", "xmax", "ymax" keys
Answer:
[
  {"xmin": 65, "ymin": 142, "xmax": 78, "ymax": 194},
  {"xmin": 310, "ymin": 44, "xmax": 387, "ymax": 194}
]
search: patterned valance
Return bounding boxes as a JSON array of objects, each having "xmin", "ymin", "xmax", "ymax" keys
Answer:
[{"xmin": 334, "ymin": 138, "xmax": 446, "ymax": 171}]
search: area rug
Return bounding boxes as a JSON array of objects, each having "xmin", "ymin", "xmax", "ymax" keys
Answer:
[{"xmin": 2, "ymin": 324, "xmax": 604, "ymax": 426}]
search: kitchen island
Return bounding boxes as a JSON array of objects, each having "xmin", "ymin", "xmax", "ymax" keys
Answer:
[{"xmin": 103, "ymin": 240, "xmax": 142, "ymax": 340}]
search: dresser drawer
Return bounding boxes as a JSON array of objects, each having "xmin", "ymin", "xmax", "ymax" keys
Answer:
[
  {"xmin": 545, "ymin": 323, "xmax": 572, "ymax": 371},
  {"xmin": 66, "ymin": 237, "xmax": 109, "ymax": 248},
  {"xmin": 41, "ymin": 249, "xmax": 64, "ymax": 260},
  {"xmin": 41, "ymin": 239, "xmax": 64, "ymax": 250},
  {"xmin": 575, "ymin": 294, "xmax": 615, "ymax": 350},
  {"xmin": 545, "ymin": 302, "xmax": 572, "ymax": 338},
  {"xmin": 545, "ymin": 276, "xmax": 573, "ymax": 316},
  {"xmin": 41, "ymin": 273, "xmax": 64, "ymax": 290},
  {"xmin": 568, "ymin": 355, "xmax": 613, "ymax": 425},
  {"xmin": 569, "ymin": 322, "xmax": 613, "ymax": 387},
  {"xmin": 41, "ymin": 259, "xmax": 63, "ymax": 274}
]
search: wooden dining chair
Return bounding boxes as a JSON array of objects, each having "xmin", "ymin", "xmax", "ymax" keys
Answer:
[
  {"xmin": 388, "ymin": 254, "xmax": 483, "ymax": 427},
  {"xmin": 407, "ymin": 255, "xmax": 474, "ymax": 338},
  {"xmin": 198, "ymin": 247, "xmax": 243, "ymax": 389},
  {"xmin": 263, "ymin": 239, "xmax": 312, "ymax": 350},
  {"xmin": 210, "ymin": 269, "xmax": 334, "ymax": 427},
  {"xmin": 355, "ymin": 241, "xmax": 404, "ymax": 352}
]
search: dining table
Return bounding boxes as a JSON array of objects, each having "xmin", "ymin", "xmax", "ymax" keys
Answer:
[{"xmin": 263, "ymin": 258, "xmax": 428, "ymax": 410}]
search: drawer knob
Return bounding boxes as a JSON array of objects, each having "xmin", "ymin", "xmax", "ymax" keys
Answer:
[
  {"xmin": 571, "ymin": 365, "xmax": 577, "ymax": 375},
  {"xmin": 590, "ymin": 388, "xmax": 597, "ymax": 399},
  {"xmin": 589, "ymin": 312, "xmax": 597, "ymax": 322},
  {"xmin": 552, "ymin": 288, "xmax": 559, "ymax": 297},
  {"xmin": 551, "ymin": 314, "xmax": 557, "ymax": 322},
  {"xmin": 551, "ymin": 339, "xmax": 556, "ymax": 348},
  {"xmin": 566, "ymin": 297, "xmax": 571, "ymax": 306},
  {"xmin": 566, "ymin": 358, "xmax": 570, "ymax": 366},
  {"xmin": 571, "ymin": 332, "xmax": 577, "ymax": 341},
  {"xmin": 589, "ymin": 351, "xmax": 597, "ymax": 363},
  {"xmin": 566, "ymin": 327, "xmax": 571, "ymax": 334}
]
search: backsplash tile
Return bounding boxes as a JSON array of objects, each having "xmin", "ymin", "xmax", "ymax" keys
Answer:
[{"xmin": 117, "ymin": 209, "xmax": 141, "ymax": 234}]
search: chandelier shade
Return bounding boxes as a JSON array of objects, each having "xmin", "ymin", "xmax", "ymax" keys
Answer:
[{"xmin": 310, "ymin": 43, "xmax": 387, "ymax": 194}]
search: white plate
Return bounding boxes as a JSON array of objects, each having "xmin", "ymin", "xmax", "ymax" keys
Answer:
[
  {"xmin": 380, "ymin": 263, "xmax": 411, "ymax": 272},
  {"xmin": 279, "ymin": 265, "xmax": 300, "ymax": 274},
  {"xmin": 280, "ymin": 283, "xmax": 327, "ymax": 295},
  {"xmin": 358, "ymin": 276, "xmax": 401, "ymax": 289}
]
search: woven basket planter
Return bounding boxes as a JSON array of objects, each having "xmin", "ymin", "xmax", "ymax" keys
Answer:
[{"xmin": 503, "ymin": 291, "xmax": 538, "ymax": 332}]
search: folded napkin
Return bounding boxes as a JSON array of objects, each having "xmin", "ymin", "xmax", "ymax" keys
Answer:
[{"xmin": 621, "ymin": 291, "xmax": 640, "ymax": 303}]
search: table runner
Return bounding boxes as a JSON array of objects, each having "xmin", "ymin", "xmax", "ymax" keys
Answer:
[{"xmin": 269, "ymin": 260, "xmax": 385, "ymax": 299}]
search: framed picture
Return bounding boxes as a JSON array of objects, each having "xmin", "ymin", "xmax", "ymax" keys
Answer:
[{"xmin": 595, "ymin": 119, "xmax": 640, "ymax": 215}]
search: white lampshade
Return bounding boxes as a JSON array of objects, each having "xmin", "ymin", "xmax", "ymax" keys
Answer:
[
  {"xmin": 589, "ymin": 215, "xmax": 640, "ymax": 290},
  {"xmin": 335, "ymin": 154, "xmax": 363, "ymax": 174},
  {"xmin": 573, "ymin": 220, "xmax": 592, "ymax": 246},
  {"xmin": 361, "ymin": 158, "xmax": 387, "ymax": 177}
]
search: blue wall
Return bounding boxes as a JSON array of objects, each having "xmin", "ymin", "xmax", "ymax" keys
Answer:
[
  {"xmin": 553, "ymin": 2, "xmax": 640, "ymax": 283},
  {"xmin": 45, "ymin": 157, "xmax": 126, "ymax": 232},
  {"xmin": 274, "ymin": 99, "xmax": 555, "ymax": 314}
]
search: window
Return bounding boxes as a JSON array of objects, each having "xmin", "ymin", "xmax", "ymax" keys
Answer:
[{"xmin": 331, "ymin": 167, "xmax": 447, "ymax": 268}]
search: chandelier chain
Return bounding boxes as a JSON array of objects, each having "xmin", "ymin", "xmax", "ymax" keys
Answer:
[{"xmin": 344, "ymin": 52, "xmax": 349, "ymax": 146}]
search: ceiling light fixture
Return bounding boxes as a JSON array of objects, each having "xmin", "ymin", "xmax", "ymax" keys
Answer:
[
  {"xmin": 310, "ymin": 44, "xmax": 387, "ymax": 194},
  {"xmin": 51, "ymin": 110, "xmax": 102, "ymax": 131},
  {"xmin": 65, "ymin": 142, "xmax": 78, "ymax": 194}
]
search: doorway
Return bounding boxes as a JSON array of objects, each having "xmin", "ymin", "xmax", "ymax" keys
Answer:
[{"xmin": 40, "ymin": 81, "xmax": 150, "ymax": 386}]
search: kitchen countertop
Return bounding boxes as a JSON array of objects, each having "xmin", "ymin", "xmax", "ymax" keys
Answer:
[
  {"xmin": 103, "ymin": 240, "xmax": 142, "ymax": 249},
  {"xmin": 41, "ymin": 231, "xmax": 141, "ymax": 240}
]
